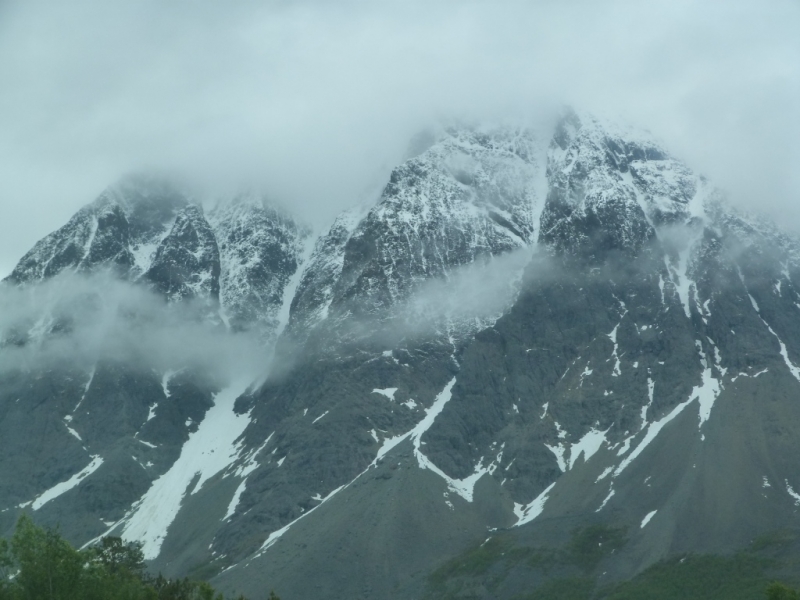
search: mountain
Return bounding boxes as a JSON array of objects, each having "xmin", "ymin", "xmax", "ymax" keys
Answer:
[{"xmin": 3, "ymin": 111, "xmax": 800, "ymax": 600}]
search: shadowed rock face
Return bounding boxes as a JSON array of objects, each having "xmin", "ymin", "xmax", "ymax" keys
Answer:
[
  {"xmin": 5, "ymin": 175, "xmax": 190, "ymax": 286},
  {"xmin": 208, "ymin": 193, "xmax": 311, "ymax": 344},
  {"xmin": 145, "ymin": 204, "xmax": 221, "ymax": 303},
  {"xmin": 4, "ymin": 113, "xmax": 800, "ymax": 600}
]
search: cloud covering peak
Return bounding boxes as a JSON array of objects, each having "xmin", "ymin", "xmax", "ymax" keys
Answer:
[{"xmin": 1, "ymin": 0, "xmax": 798, "ymax": 276}]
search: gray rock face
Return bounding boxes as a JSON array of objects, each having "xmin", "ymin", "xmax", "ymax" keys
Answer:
[
  {"xmin": 0, "ymin": 177, "xmax": 310, "ymax": 559},
  {"xmin": 208, "ymin": 193, "xmax": 311, "ymax": 343},
  {"xmin": 283, "ymin": 125, "xmax": 544, "ymax": 359},
  {"xmin": 6, "ymin": 175, "xmax": 188, "ymax": 285},
  {"xmin": 4, "ymin": 113, "xmax": 800, "ymax": 600},
  {"xmin": 145, "ymin": 204, "xmax": 221, "ymax": 303}
]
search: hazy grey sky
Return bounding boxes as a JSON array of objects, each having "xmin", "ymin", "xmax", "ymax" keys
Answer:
[{"xmin": 1, "ymin": 0, "xmax": 798, "ymax": 277}]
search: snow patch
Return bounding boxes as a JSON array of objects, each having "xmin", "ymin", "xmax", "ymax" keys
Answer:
[
  {"xmin": 596, "ymin": 487, "xmax": 615, "ymax": 512},
  {"xmin": 64, "ymin": 424, "xmax": 82, "ymax": 441},
  {"xmin": 223, "ymin": 433, "xmax": 272, "ymax": 520},
  {"xmin": 161, "ymin": 370, "xmax": 176, "ymax": 398},
  {"xmin": 545, "ymin": 443, "xmax": 567, "ymax": 473},
  {"xmin": 787, "ymin": 481, "xmax": 800, "ymax": 505},
  {"xmin": 568, "ymin": 428, "xmax": 608, "ymax": 469},
  {"xmin": 615, "ymin": 394, "xmax": 696, "ymax": 477},
  {"xmin": 121, "ymin": 379, "xmax": 252, "ymax": 559},
  {"xmin": 372, "ymin": 388, "xmax": 398, "ymax": 400},
  {"xmin": 596, "ymin": 466, "xmax": 614, "ymax": 482},
  {"xmin": 740, "ymin": 271, "xmax": 800, "ymax": 382},
  {"xmin": 256, "ymin": 484, "xmax": 346, "ymax": 553},
  {"xmin": 513, "ymin": 482, "xmax": 556, "ymax": 526},
  {"xmin": 640, "ymin": 510, "xmax": 657, "ymax": 528},
  {"xmin": 31, "ymin": 456, "xmax": 103, "ymax": 510},
  {"xmin": 68, "ymin": 366, "xmax": 95, "ymax": 419},
  {"xmin": 608, "ymin": 324, "xmax": 622, "ymax": 377}
]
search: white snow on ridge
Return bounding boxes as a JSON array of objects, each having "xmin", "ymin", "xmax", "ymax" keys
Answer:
[
  {"xmin": 223, "ymin": 434, "xmax": 273, "ymax": 521},
  {"xmin": 641, "ymin": 378, "xmax": 655, "ymax": 427},
  {"xmin": 161, "ymin": 370, "xmax": 176, "ymax": 398},
  {"xmin": 740, "ymin": 270, "xmax": 800, "ymax": 382},
  {"xmin": 608, "ymin": 324, "xmax": 622, "ymax": 377},
  {"xmin": 273, "ymin": 233, "xmax": 316, "ymax": 342},
  {"xmin": 251, "ymin": 377, "xmax": 461, "ymax": 559},
  {"xmin": 64, "ymin": 423, "xmax": 82, "ymax": 441},
  {"xmin": 613, "ymin": 343, "xmax": 722, "ymax": 477},
  {"xmin": 121, "ymin": 379, "xmax": 253, "ymax": 559},
  {"xmin": 640, "ymin": 510, "xmax": 657, "ymax": 528},
  {"xmin": 513, "ymin": 482, "xmax": 556, "ymax": 526},
  {"xmin": 375, "ymin": 378, "xmax": 494, "ymax": 504},
  {"xmin": 761, "ymin": 319, "xmax": 800, "ymax": 382},
  {"xmin": 545, "ymin": 443, "xmax": 567, "ymax": 473},
  {"xmin": 30, "ymin": 456, "xmax": 104, "ymax": 511},
  {"xmin": 568, "ymin": 428, "xmax": 609, "ymax": 470},
  {"xmin": 596, "ymin": 486, "xmax": 615, "ymax": 512},
  {"xmin": 546, "ymin": 426, "xmax": 607, "ymax": 473},
  {"xmin": 596, "ymin": 466, "xmax": 614, "ymax": 483},
  {"xmin": 787, "ymin": 481, "xmax": 800, "ymax": 506},
  {"xmin": 68, "ymin": 366, "xmax": 95, "ymax": 419},
  {"xmin": 668, "ymin": 250, "xmax": 695, "ymax": 320},
  {"xmin": 614, "ymin": 394, "xmax": 695, "ymax": 477},
  {"xmin": 130, "ymin": 240, "xmax": 161, "ymax": 275},
  {"xmin": 695, "ymin": 365, "xmax": 722, "ymax": 427},
  {"xmin": 255, "ymin": 484, "xmax": 345, "ymax": 555},
  {"xmin": 785, "ymin": 479, "xmax": 800, "ymax": 506},
  {"xmin": 372, "ymin": 388, "xmax": 398, "ymax": 401}
]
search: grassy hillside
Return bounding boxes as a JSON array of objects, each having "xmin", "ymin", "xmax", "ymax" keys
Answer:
[{"xmin": 426, "ymin": 526, "xmax": 800, "ymax": 600}]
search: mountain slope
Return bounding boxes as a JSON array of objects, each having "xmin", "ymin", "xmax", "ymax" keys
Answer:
[{"xmin": 2, "ymin": 112, "xmax": 800, "ymax": 600}]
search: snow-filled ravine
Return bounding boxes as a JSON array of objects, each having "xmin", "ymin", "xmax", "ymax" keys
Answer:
[{"xmin": 115, "ymin": 379, "xmax": 254, "ymax": 559}]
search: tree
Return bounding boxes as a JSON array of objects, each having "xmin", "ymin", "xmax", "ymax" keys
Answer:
[
  {"xmin": 0, "ymin": 537, "xmax": 19, "ymax": 600},
  {"xmin": 1, "ymin": 516, "xmax": 253, "ymax": 600},
  {"xmin": 92, "ymin": 536, "xmax": 146, "ymax": 580},
  {"xmin": 767, "ymin": 582, "xmax": 800, "ymax": 600},
  {"xmin": 11, "ymin": 515, "xmax": 84, "ymax": 600}
]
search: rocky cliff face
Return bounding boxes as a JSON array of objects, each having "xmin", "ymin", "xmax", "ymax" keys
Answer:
[
  {"xmin": 6, "ymin": 175, "xmax": 188, "ymax": 285},
  {"xmin": 144, "ymin": 204, "xmax": 221, "ymax": 303},
  {"xmin": 3, "ymin": 112, "xmax": 800, "ymax": 600},
  {"xmin": 208, "ymin": 193, "xmax": 311, "ymax": 343}
]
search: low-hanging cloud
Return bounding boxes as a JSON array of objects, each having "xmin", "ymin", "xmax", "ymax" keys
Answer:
[
  {"xmin": 299, "ymin": 247, "xmax": 540, "ymax": 355},
  {"xmin": 0, "ymin": 273, "xmax": 266, "ymax": 381},
  {"xmin": 0, "ymin": 0, "xmax": 798, "ymax": 277}
]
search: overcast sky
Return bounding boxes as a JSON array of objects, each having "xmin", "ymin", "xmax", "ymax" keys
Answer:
[{"xmin": 0, "ymin": 0, "xmax": 798, "ymax": 278}]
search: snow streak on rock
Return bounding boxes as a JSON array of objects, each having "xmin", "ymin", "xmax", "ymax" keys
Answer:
[
  {"xmin": 513, "ymin": 482, "xmax": 556, "ymax": 526},
  {"xmin": 640, "ymin": 510, "xmax": 657, "ymax": 528},
  {"xmin": 26, "ymin": 456, "xmax": 104, "ymax": 511},
  {"xmin": 209, "ymin": 193, "xmax": 310, "ymax": 343},
  {"xmin": 121, "ymin": 379, "xmax": 253, "ymax": 559}
]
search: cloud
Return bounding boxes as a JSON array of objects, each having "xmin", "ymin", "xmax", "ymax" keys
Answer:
[
  {"xmin": 0, "ymin": 272, "xmax": 264, "ymax": 381},
  {"xmin": 0, "ymin": 0, "xmax": 798, "ymax": 277}
]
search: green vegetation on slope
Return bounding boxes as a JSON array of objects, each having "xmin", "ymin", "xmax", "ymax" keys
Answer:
[
  {"xmin": 426, "ymin": 525, "xmax": 800, "ymax": 600},
  {"xmin": 599, "ymin": 554, "xmax": 772, "ymax": 600},
  {"xmin": 0, "ymin": 515, "xmax": 279, "ymax": 600}
]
